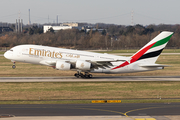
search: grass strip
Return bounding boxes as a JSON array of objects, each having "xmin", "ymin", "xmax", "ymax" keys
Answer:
[
  {"xmin": 0, "ymin": 82, "xmax": 180, "ymax": 102},
  {"xmin": 0, "ymin": 99, "xmax": 180, "ymax": 104},
  {"xmin": 91, "ymin": 49, "xmax": 180, "ymax": 54}
]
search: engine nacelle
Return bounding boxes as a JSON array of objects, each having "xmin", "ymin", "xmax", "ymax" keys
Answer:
[
  {"xmin": 76, "ymin": 60, "xmax": 91, "ymax": 70},
  {"xmin": 56, "ymin": 61, "xmax": 71, "ymax": 70}
]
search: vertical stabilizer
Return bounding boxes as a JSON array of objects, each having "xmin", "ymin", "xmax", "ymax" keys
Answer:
[
  {"xmin": 112, "ymin": 31, "xmax": 173, "ymax": 70},
  {"xmin": 131, "ymin": 31, "xmax": 173, "ymax": 63}
]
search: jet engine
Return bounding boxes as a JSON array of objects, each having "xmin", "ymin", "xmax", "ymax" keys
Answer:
[
  {"xmin": 76, "ymin": 60, "xmax": 92, "ymax": 70},
  {"xmin": 56, "ymin": 61, "xmax": 71, "ymax": 70}
]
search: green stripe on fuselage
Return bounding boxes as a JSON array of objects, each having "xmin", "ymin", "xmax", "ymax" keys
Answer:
[{"xmin": 150, "ymin": 34, "xmax": 173, "ymax": 49}]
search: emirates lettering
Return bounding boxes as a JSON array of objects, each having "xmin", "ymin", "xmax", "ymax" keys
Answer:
[{"xmin": 29, "ymin": 48, "xmax": 62, "ymax": 59}]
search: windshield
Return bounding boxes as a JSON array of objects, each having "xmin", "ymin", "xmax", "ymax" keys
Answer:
[{"xmin": 9, "ymin": 49, "xmax": 13, "ymax": 52}]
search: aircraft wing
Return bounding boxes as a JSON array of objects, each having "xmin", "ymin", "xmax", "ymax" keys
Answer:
[
  {"xmin": 88, "ymin": 59, "xmax": 128, "ymax": 69},
  {"xmin": 89, "ymin": 61, "xmax": 114, "ymax": 69},
  {"xmin": 39, "ymin": 58, "xmax": 128, "ymax": 69}
]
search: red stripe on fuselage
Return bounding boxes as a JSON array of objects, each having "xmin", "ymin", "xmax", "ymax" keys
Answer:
[
  {"xmin": 111, "ymin": 61, "xmax": 129, "ymax": 70},
  {"xmin": 111, "ymin": 42, "xmax": 156, "ymax": 70}
]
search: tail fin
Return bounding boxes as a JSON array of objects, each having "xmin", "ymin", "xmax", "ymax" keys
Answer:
[
  {"xmin": 112, "ymin": 31, "xmax": 173, "ymax": 70},
  {"xmin": 130, "ymin": 31, "xmax": 173, "ymax": 63}
]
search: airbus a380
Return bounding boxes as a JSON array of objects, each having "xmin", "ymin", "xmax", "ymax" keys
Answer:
[{"xmin": 4, "ymin": 31, "xmax": 173, "ymax": 78}]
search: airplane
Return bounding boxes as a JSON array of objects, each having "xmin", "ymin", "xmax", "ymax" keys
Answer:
[{"xmin": 4, "ymin": 31, "xmax": 173, "ymax": 78}]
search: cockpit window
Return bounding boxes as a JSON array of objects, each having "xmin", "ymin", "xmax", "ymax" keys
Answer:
[{"xmin": 9, "ymin": 49, "xmax": 13, "ymax": 52}]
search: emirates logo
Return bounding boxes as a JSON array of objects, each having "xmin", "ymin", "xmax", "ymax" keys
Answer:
[
  {"xmin": 81, "ymin": 63, "xmax": 84, "ymax": 68},
  {"xmin": 61, "ymin": 64, "xmax": 64, "ymax": 69}
]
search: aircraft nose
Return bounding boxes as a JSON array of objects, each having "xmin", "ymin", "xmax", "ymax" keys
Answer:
[
  {"xmin": 4, "ymin": 51, "xmax": 12, "ymax": 59},
  {"xmin": 4, "ymin": 51, "xmax": 8, "ymax": 59}
]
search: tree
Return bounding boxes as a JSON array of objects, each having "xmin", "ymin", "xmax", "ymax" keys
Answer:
[
  {"xmin": 101, "ymin": 29, "xmax": 106, "ymax": 35},
  {"xmin": 29, "ymin": 28, "xmax": 34, "ymax": 35},
  {"xmin": 48, "ymin": 27, "xmax": 55, "ymax": 33},
  {"xmin": 125, "ymin": 26, "xmax": 135, "ymax": 35},
  {"xmin": 10, "ymin": 24, "xmax": 15, "ymax": 30},
  {"xmin": 36, "ymin": 27, "xmax": 43, "ymax": 34},
  {"xmin": 141, "ymin": 28, "xmax": 154, "ymax": 35}
]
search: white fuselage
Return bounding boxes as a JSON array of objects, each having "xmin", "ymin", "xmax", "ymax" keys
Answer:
[{"xmin": 4, "ymin": 44, "xmax": 163, "ymax": 74}]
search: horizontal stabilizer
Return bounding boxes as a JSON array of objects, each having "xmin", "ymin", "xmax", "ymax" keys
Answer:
[
  {"xmin": 92, "ymin": 59, "xmax": 127, "ymax": 63},
  {"xmin": 139, "ymin": 64, "xmax": 170, "ymax": 67}
]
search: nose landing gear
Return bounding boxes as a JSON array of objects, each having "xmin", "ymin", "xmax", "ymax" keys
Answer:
[{"xmin": 12, "ymin": 62, "xmax": 16, "ymax": 69}]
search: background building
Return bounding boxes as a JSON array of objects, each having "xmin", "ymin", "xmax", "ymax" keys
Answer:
[
  {"xmin": 43, "ymin": 25, "xmax": 72, "ymax": 33},
  {"xmin": 62, "ymin": 23, "xmax": 78, "ymax": 27},
  {"xmin": 43, "ymin": 23, "xmax": 78, "ymax": 33},
  {"xmin": 0, "ymin": 27, "xmax": 13, "ymax": 33}
]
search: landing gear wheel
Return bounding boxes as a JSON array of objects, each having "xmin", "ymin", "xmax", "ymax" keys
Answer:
[
  {"xmin": 85, "ymin": 74, "xmax": 89, "ymax": 78},
  {"xmin": 12, "ymin": 65, "xmax": 16, "ymax": 69},
  {"xmin": 74, "ymin": 72, "xmax": 93, "ymax": 78},
  {"xmin": 74, "ymin": 73, "xmax": 77, "ymax": 76},
  {"xmin": 80, "ymin": 73, "xmax": 84, "ymax": 78},
  {"xmin": 88, "ymin": 74, "xmax": 92, "ymax": 78},
  {"xmin": 76, "ymin": 75, "xmax": 80, "ymax": 78},
  {"xmin": 74, "ymin": 73, "xmax": 80, "ymax": 78}
]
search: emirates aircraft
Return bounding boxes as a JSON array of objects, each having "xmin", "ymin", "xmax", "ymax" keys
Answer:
[{"xmin": 4, "ymin": 31, "xmax": 173, "ymax": 78}]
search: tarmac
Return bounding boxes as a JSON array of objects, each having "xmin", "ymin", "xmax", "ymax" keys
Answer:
[
  {"xmin": 0, "ymin": 116, "xmax": 171, "ymax": 120},
  {"xmin": 0, "ymin": 76, "xmax": 180, "ymax": 82},
  {"xmin": 1, "ymin": 115, "xmax": 180, "ymax": 120},
  {"xmin": 0, "ymin": 103, "xmax": 180, "ymax": 120}
]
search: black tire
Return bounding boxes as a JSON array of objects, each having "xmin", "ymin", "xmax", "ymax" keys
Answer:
[
  {"xmin": 12, "ymin": 65, "xmax": 16, "ymax": 69},
  {"xmin": 76, "ymin": 75, "xmax": 79, "ymax": 78},
  {"xmin": 80, "ymin": 75, "xmax": 85, "ymax": 78},
  {"xmin": 74, "ymin": 73, "xmax": 77, "ymax": 76},
  {"xmin": 88, "ymin": 74, "xmax": 92, "ymax": 78},
  {"xmin": 85, "ymin": 74, "xmax": 89, "ymax": 78}
]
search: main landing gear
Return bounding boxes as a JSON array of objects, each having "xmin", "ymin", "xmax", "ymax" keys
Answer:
[
  {"xmin": 12, "ymin": 62, "xmax": 16, "ymax": 69},
  {"xmin": 74, "ymin": 72, "xmax": 92, "ymax": 78}
]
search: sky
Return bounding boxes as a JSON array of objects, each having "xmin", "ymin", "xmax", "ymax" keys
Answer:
[{"xmin": 0, "ymin": 0, "xmax": 180, "ymax": 25}]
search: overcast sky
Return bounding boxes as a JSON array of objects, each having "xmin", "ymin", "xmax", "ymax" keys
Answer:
[{"xmin": 0, "ymin": 0, "xmax": 179, "ymax": 25}]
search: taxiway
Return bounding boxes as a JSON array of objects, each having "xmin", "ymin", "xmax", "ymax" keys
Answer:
[{"xmin": 0, "ymin": 103, "xmax": 180, "ymax": 120}]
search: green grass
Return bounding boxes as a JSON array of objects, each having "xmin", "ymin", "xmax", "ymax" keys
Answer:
[
  {"xmin": 162, "ymin": 49, "xmax": 180, "ymax": 53},
  {"xmin": 121, "ymin": 99, "xmax": 180, "ymax": 103},
  {"xmin": 0, "ymin": 100, "xmax": 92, "ymax": 104},
  {"xmin": 0, "ymin": 82, "xmax": 180, "ymax": 101},
  {"xmin": 0, "ymin": 82, "xmax": 180, "ymax": 104},
  {"xmin": 1, "ymin": 49, "xmax": 180, "ymax": 55},
  {"xmin": 93, "ymin": 50, "xmax": 137, "ymax": 53},
  {"xmin": 0, "ymin": 51, "xmax": 5, "ymax": 54},
  {"xmin": 0, "ymin": 99, "xmax": 180, "ymax": 104},
  {"xmin": 92, "ymin": 49, "xmax": 180, "ymax": 54}
]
